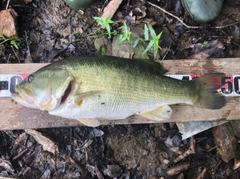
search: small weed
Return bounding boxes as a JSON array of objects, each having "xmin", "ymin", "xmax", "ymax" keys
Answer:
[
  {"xmin": 142, "ymin": 23, "xmax": 163, "ymax": 59},
  {"xmin": 93, "ymin": 17, "xmax": 116, "ymax": 38},
  {"xmin": 118, "ymin": 22, "xmax": 131, "ymax": 43},
  {"xmin": 92, "ymin": 17, "xmax": 163, "ymax": 59},
  {"xmin": 201, "ymin": 40, "xmax": 208, "ymax": 48},
  {"xmin": 0, "ymin": 33, "xmax": 21, "ymax": 55}
]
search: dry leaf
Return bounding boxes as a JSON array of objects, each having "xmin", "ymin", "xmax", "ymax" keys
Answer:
[
  {"xmin": 25, "ymin": 129, "xmax": 59, "ymax": 155},
  {"xmin": 0, "ymin": 158, "xmax": 14, "ymax": 174},
  {"xmin": 13, "ymin": 132, "xmax": 27, "ymax": 150}
]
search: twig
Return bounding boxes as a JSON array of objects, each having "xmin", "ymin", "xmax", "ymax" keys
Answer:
[
  {"xmin": 174, "ymin": 137, "xmax": 195, "ymax": 163},
  {"xmin": 231, "ymin": 40, "xmax": 240, "ymax": 48},
  {"xmin": 166, "ymin": 162, "xmax": 191, "ymax": 176},
  {"xmin": 146, "ymin": 1, "xmax": 198, "ymax": 29},
  {"xmin": 3, "ymin": 131, "xmax": 35, "ymax": 153},
  {"xmin": 215, "ymin": 21, "xmax": 239, "ymax": 29},
  {"xmin": 161, "ymin": 46, "xmax": 171, "ymax": 61},
  {"xmin": 95, "ymin": 165, "xmax": 104, "ymax": 179},
  {"xmin": 12, "ymin": 148, "xmax": 29, "ymax": 161},
  {"xmin": 7, "ymin": 54, "xmax": 11, "ymax": 63},
  {"xmin": 207, "ymin": 145, "xmax": 218, "ymax": 152},
  {"xmin": 101, "ymin": 0, "xmax": 123, "ymax": 19},
  {"xmin": 196, "ymin": 168, "xmax": 207, "ymax": 179},
  {"xmin": 147, "ymin": 1, "xmax": 240, "ymax": 29},
  {"xmin": 6, "ymin": 0, "xmax": 11, "ymax": 9},
  {"xmin": 11, "ymin": 5, "xmax": 40, "ymax": 10},
  {"xmin": 24, "ymin": 31, "xmax": 33, "ymax": 63},
  {"xmin": 11, "ymin": 46, "xmax": 20, "ymax": 63}
]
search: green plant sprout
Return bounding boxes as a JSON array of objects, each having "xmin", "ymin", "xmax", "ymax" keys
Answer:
[
  {"xmin": 0, "ymin": 33, "xmax": 21, "ymax": 55},
  {"xmin": 92, "ymin": 17, "xmax": 163, "ymax": 59},
  {"xmin": 142, "ymin": 23, "xmax": 163, "ymax": 59},
  {"xmin": 201, "ymin": 40, "xmax": 208, "ymax": 48},
  {"xmin": 93, "ymin": 17, "xmax": 116, "ymax": 38},
  {"xmin": 121, "ymin": 23, "xmax": 163, "ymax": 59},
  {"xmin": 118, "ymin": 22, "xmax": 131, "ymax": 43}
]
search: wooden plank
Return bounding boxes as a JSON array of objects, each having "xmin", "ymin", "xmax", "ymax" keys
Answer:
[
  {"xmin": 1, "ymin": 57, "xmax": 240, "ymax": 74},
  {"xmin": 0, "ymin": 58, "xmax": 240, "ymax": 130}
]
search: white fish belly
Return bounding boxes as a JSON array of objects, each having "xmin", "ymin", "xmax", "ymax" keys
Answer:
[{"xmin": 49, "ymin": 91, "xmax": 160, "ymax": 120}]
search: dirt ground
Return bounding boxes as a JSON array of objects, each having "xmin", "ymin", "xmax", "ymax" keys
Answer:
[{"xmin": 0, "ymin": 0, "xmax": 240, "ymax": 178}]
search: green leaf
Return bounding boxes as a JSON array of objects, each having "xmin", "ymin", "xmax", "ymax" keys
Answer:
[
  {"xmin": 133, "ymin": 39, "xmax": 139, "ymax": 48},
  {"xmin": 93, "ymin": 17, "xmax": 104, "ymax": 25},
  {"xmin": 123, "ymin": 22, "xmax": 131, "ymax": 41},
  {"xmin": 93, "ymin": 17, "xmax": 116, "ymax": 38},
  {"xmin": 106, "ymin": 25, "xmax": 112, "ymax": 38},
  {"xmin": 156, "ymin": 31, "xmax": 163, "ymax": 40},
  {"xmin": 123, "ymin": 22, "xmax": 128, "ymax": 34},
  {"xmin": 112, "ymin": 30, "xmax": 118, "ymax": 35},
  {"xmin": 106, "ymin": 18, "xmax": 115, "ymax": 24},
  {"xmin": 153, "ymin": 41, "xmax": 159, "ymax": 59},
  {"xmin": 142, "ymin": 40, "xmax": 154, "ymax": 55},
  {"xmin": 11, "ymin": 40, "xmax": 19, "ymax": 49},
  {"xmin": 147, "ymin": 23, "xmax": 156, "ymax": 38},
  {"xmin": 201, "ymin": 40, "xmax": 208, "ymax": 48},
  {"xmin": 93, "ymin": 17, "xmax": 115, "ymax": 28},
  {"xmin": 0, "ymin": 49, "xmax": 4, "ymax": 56},
  {"xmin": 118, "ymin": 34, "xmax": 127, "ymax": 43},
  {"xmin": 118, "ymin": 34, "xmax": 123, "ymax": 42},
  {"xmin": 144, "ymin": 24, "xmax": 149, "ymax": 40},
  {"xmin": 125, "ymin": 32, "xmax": 131, "ymax": 41},
  {"xmin": 0, "ymin": 33, "xmax": 6, "ymax": 41}
]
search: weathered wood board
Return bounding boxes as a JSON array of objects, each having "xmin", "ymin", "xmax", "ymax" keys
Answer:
[{"xmin": 1, "ymin": 58, "xmax": 240, "ymax": 130}]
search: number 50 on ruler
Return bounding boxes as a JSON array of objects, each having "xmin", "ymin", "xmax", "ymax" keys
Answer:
[{"xmin": 167, "ymin": 74, "xmax": 240, "ymax": 97}]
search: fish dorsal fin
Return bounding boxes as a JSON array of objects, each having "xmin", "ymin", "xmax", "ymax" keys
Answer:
[
  {"xmin": 78, "ymin": 118, "xmax": 100, "ymax": 127},
  {"xmin": 74, "ymin": 91, "xmax": 101, "ymax": 106},
  {"xmin": 136, "ymin": 58, "xmax": 167, "ymax": 74},
  {"xmin": 138, "ymin": 105, "xmax": 173, "ymax": 121}
]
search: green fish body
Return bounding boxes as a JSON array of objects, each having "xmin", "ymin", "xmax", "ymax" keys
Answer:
[{"xmin": 12, "ymin": 56, "xmax": 225, "ymax": 127}]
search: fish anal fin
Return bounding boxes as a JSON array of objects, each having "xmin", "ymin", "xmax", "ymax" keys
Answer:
[
  {"xmin": 138, "ymin": 105, "xmax": 173, "ymax": 121},
  {"xmin": 78, "ymin": 118, "xmax": 100, "ymax": 127}
]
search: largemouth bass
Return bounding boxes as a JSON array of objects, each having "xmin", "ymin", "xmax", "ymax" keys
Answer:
[{"xmin": 12, "ymin": 56, "xmax": 225, "ymax": 127}]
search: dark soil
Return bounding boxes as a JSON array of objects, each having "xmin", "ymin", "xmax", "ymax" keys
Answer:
[{"xmin": 0, "ymin": 0, "xmax": 240, "ymax": 178}]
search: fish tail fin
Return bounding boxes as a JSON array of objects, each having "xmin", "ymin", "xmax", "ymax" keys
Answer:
[{"xmin": 193, "ymin": 73, "xmax": 226, "ymax": 109}]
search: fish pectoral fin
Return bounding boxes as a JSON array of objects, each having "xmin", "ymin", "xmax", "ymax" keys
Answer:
[
  {"xmin": 74, "ymin": 91, "xmax": 101, "ymax": 106},
  {"xmin": 78, "ymin": 118, "xmax": 100, "ymax": 127},
  {"xmin": 138, "ymin": 105, "xmax": 173, "ymax": 121}
]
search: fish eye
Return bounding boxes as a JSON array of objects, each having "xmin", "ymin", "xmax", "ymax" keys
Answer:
[{"xmin": 27, "ymin": 75, "xmax": 34, "ymax": 82}]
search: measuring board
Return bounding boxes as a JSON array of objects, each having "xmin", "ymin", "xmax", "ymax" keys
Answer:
[
  {"xmin": 0, "ymin": 58, "xmax": 240, "ymax": 130},
  {"xmin": 0, "ymin": 74, "xmax": 239, "ymax": 98}
]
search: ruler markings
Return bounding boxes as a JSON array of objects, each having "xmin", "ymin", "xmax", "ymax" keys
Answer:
[{"xmin": 1, "ymin": 74, "xmax": 240, "ymax": 97}]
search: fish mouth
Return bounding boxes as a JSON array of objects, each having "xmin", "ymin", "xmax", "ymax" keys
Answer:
[
  {"xmin": 12, "ymin": 81, "xmax": 77, "ymax": 111},
  {"xmin": 16, "ymin": 85, "xmax": 35, "ymax": 104},
  {"xmin": 11, "ymin": 87, "xmax": 41, "ymax": 109}
]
